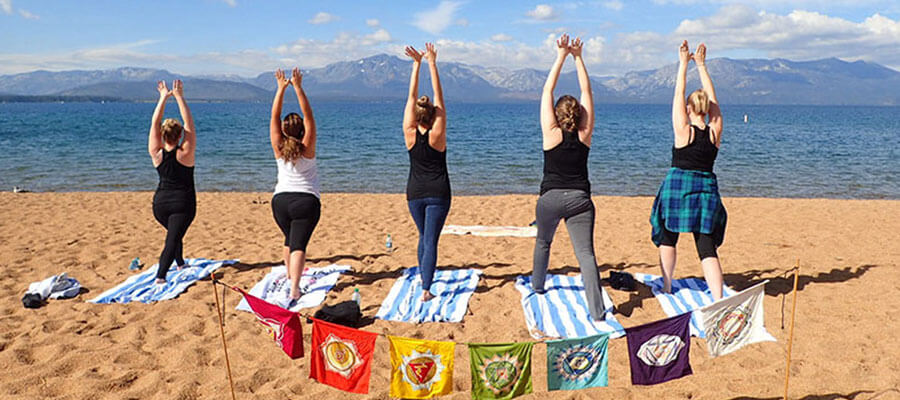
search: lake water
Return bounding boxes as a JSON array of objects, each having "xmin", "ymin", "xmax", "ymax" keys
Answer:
[{"xmin": 0, "ymin": 101, "xmax": 897, "ymax": 199}]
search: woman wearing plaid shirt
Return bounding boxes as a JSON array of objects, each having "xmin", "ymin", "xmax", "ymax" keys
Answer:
[{"xmin": 650, "ymin": 40, "xmax": 727, "ymax": 300}]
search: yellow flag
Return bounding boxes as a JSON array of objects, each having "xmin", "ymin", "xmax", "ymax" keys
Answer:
[{"xmin": 388, "ymin": 336, "xmax": 455, "ymax": 399}]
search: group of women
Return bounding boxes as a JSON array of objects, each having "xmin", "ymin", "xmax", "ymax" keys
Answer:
[{"xmin": 147, "ymin": 36, "xmax": 728, "ymax": 318}]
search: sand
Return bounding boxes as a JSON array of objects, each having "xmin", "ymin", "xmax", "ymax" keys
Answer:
[{"xmin": 1, "ymin": 192, "xmax": 898, "ymax": 399}]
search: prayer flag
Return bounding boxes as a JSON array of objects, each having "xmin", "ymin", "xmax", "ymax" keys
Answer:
[
  {"xmin": 309, "ymin": 318, "xmax": 378, "ymax": 394},
  {"xmin": 236, "ymin": 287, "xmax": 304, "ymax": 359},
  {"xmin": 625, "ymin": 312, "xmax": 692, "ymax": 385},
  {"xmin": 699, "ymin": 280, "xmax": 775, "ymax": 357},
  {"xmin": 469, "ymin": 342, "xmax": 534, "ymax": 399},
  {"xmin": 546, "ymin": 334, "xmax": 609, "ymax": 391},
  {"xmin": 388, "ymin": 336, "xmax": 455, "ymax": 399}
]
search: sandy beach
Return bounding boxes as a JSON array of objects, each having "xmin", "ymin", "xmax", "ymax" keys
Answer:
[{"xmin": 1, "ymin": 192, "xmax": 898, "ymax": 399}]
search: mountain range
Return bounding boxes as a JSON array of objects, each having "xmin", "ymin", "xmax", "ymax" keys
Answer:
[{"xmin": 2, "ymin": 54, "xmax": 899, "ymax": 105}]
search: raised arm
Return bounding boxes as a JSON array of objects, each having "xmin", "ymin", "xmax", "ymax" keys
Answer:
[
  {"xmin": 171, "ymin": 80, "xmax": 195, "ymax": 166},
  {"xmin": 693, "ymin": 43, "xmax": 723, "ymax": 144},
  {"xmin": 290, "ymin": 68, "xmax": 316, "ymax": 158},
  {"xmin": 402, "ymin": 46, "xmax": 423, "ymax": 148},
  {"xmin": 541, "ymin": 34, "xmax": 569, "ymax": 149},
  {"xmin": 148, "ymin": 80, "xmax": 170, "ymax": 166},
  {"xmin": 672, "ymin": 40, "xmax": 691, "ymax": 143},
  {"xmin": 424, "ymin": 43, "xmax": 447, "ymax": 150},
  {"xmin": 269, "ymin": 69, "xmax": 290, "ymax": 158},
  {"xmin": 569, "ymin": 37, "xmax": 594, "ymax": 145}
]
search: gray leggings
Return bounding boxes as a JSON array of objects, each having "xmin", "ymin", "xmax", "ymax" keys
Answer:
[{"xmin": 532, "ymin": 189, "xmax": 605, "ymax": 320}]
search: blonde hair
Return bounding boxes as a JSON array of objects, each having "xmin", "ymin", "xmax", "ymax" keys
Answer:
[
  {"xmin": 554, "ymin": 95, "xmax": 582, "ymax": 132},
  {"xmin": 688, "ymin": 89, "xmax": 709, "ymax": 116},
  {"xmin": 415, "ymin": 96, "xmax": 436, "ymax": 128},
  {"xmin": 280, "ymin": 113, "xmax": 305, "ymax": 162},
  {"xmin": 161, "ymin": 118, "xmax": 183, "ymax": 145}
]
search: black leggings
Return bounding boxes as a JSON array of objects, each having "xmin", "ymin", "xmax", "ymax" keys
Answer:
[
  {"xmin": 658, "ymin": 227, "xmax": 718, "ymax": 260},
  {"xmin": 152, "ymin": 198, "xmax": 196, "ymax": 280},
  {"xmin": 272, "ymin": 192, "xmax": 321, "ymax": 252}
]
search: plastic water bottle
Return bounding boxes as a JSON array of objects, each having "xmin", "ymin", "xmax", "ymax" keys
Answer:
[
  {"xmin": 385, "ymin": 234, "xmax": 393, "ymax": 253},
  {"xmin": 351, "ymin": 288, "xmax": 361, "ymax": 304},
  {"xmin": 128, "ymin": 257, "xmax": 142, "ymax": 271}
]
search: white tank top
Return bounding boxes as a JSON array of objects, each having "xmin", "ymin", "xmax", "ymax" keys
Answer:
[{"xmin": 274, "ymin": 156, "xmax": 320, "ymax": 198}]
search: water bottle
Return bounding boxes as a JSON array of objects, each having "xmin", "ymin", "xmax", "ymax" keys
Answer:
[
  {"xmin": 128, "ymin": 257, "xmax": 142, "ymax": 271},
  {"xmin": 385, "ymin": 234, "xmax": 393, "ymax": 253},
  {"xmin": 351, "ymin": 288, "xmax": 361, "ymax": 304}
]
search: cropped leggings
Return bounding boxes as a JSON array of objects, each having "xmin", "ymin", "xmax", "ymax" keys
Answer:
[
  {"xmin": 152, "ymin": 196, "xmax": 196, "ymax": 280},
  {"xmin": 408, "ymin": 197, "xmax": 451, "ymax": 292},
  {"xmin": 532, "ymin": 189, "xmax": 605, "ymax": 320},
  {"xmin": 657, "ymin": 227, "xmax": 719, "ymax": 260},
  {"xmin": 272, "ymin": 192, "xmax": 321, "ymax": 252}
]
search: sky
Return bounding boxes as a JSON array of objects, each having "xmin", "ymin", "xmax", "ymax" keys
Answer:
[{"xmin": 1, "ymin": 0, "xmax": 899, "ymax": 77}]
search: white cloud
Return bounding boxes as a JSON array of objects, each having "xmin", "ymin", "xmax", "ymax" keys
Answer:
[
  {"xmin": 308, "ymin": 12, "xmax": 339, "ymax": 25},
  {"xmin": 366, "ymin": 18, "xmax": 379, "ymax": 27},
  {"xmin": 526, "ymin": 4, "xmax": 559, "ymax": 21},
  {"xmin": 491, "ymin": 33, "xmax": 513, "ymax": 42},
  {"xmin": 456, "ymin": 18, "xmax": 469, "ymax": 27},
  {"xmin": 363, "ymin": 28, "xmax": 392, "ymax": 44},
  {"xmin": 413, "ymin": 1, "xmax": 463, "ymax": 35},
  {"xmin": 221, "ymin": 0, "xmax": 236, "ymax": 7},
  {"xmin": 18, "ymin": 8, "xmax": 37, "ymax": 19},
  {"xmin": 603, "ymin": 1, "xmax": 624, "ymax": 11},
  {"xmin": 0, "ymin": 0, "xmax": 12, "ymax": 14}
]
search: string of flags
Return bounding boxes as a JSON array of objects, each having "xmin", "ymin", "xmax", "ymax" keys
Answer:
[{"xmin": 233, "ymin": 280, "xmax": 774, "ymax": 398}]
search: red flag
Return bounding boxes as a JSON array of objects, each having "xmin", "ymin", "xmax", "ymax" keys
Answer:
[
  {"xmin": 236, "ymin": 288, "xmax": 304, "ymax": 359},
  {"xmin": 310, "ymin": 318, "xmax": 378, "ymax": 394}
]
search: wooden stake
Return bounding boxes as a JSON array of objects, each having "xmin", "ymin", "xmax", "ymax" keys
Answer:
[
  {"xmin": 783, "ymin": 260, "xmax": 800, "ymax": 400},
  {"xmin": 212, "ymin": 280, "xmax": 237, "ymax": 400}
]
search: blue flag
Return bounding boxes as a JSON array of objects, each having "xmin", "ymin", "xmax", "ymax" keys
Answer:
[{"xmin": 546, "ymin": 334, "xmax": 609, "ymax": 391}]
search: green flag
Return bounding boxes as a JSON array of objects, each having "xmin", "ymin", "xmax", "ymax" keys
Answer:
[{"xmin": 468, "ymin": 342, "xmax": 533, "ymax": 399}]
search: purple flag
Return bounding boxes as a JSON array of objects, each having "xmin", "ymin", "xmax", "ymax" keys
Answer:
[{"xmin": 625, "ymin": 312, "xmax": 692, "ymax": 385}]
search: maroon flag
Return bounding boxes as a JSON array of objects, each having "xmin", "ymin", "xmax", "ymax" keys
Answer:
[
  {"xmin": 625, "ymin": 312, "xmax": 692, "ymax": 385},
  {"xmin": 236, "ymin": 287, "xmax": 304, "ymax": 359}
]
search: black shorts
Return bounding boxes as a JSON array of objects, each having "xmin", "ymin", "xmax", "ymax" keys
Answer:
[{"xmin": 271, "ymin": 192, "xmax": 321, "ymax": 252}]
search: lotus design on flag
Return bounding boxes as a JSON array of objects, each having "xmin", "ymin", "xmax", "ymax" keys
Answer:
[
  {"xmin": 322, "ymin": 334, "xmax": 362, "ymax": 378},
  {"xmin": 553, "ymin": 345, "xmax": 601, "ymax": 382},
  {"xmin": 712, "ymin": 306, "xmax": 750, "ymax": 346},
  {"xmin": 637, "ymin": 334, "xmax": 685, "ymax": 367},
  {"xmin": 254, "ymin": 315, "xmax": 285, "ymax": 347},
  {"xmin": 478, "ymin": 353, "xmax": 521, "ymax": 395},
  {"xmin": 400, "ymin": 349, "xmax": 446, "ymax": 391}
]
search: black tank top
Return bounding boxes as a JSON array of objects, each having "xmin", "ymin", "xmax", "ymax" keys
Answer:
[
  {"xmin": 540, "ymin": 130, "xmax": 590, "ymax": 195},
  {"xmin": 672, "ymin": 125, "xmax": 718, "ymax": 172},
  {"xmin": 155, "ymin": 148, "xmax": 195, "ymax": 202},
  {"xmin": 406, "ymin": 129, "xmax": 451, "ymax": 200}
]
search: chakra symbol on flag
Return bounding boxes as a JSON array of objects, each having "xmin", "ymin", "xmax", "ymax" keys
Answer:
[
  {"xmin": 637, "ymin": 334, "xmax": 685, "ymax": 367},
  {"xmin": 400, "ymin": 349, "xmax": 446, "ymax": 391},
  {"xmin": 321, "ymin": 334, "xmax": 362, "ymax": 378},
  {"xmin": 712, "ymin": 306, "xmax": 750, "ymax": 346},
  {"xmin": 553, "ymin": 345, "xmax": 600, "ymax": 381},
  {"xmin": 254, "ymin": 316, "xmax": 285, "ymax": 347},
  {"xmin": 478, "ymin": 353, "xmax": 521, "ymax": 395}
]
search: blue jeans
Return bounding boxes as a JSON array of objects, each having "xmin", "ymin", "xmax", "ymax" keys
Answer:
[{"xmin": 408, "ymin": 197, "xmax": 451, "ymax": 292}]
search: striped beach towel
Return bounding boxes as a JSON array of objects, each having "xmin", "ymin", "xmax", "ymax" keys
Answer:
[
  {"xmin": 515, "ymin": 275, "xmax": 624, "ymax": 339},
  {"xmin": 89, "ymin": 258, "xmax": 237, "ymax": 304},
  {"xmin": 650, "ymin": 167, "xmax": 727, "ymax": 247},
  {"xmin": 235, "ymin": 264, "xmax": 351, "ymax": 313},
  {"xmin": 633, "ymin": 272, "xmax": 736, "ymax": 338},
  {"xmin": 441, "ymin": 224, "xmax": 537, "ymax": 237},
  {"xmin": 375, "ymin": 267, "xmax": 482, "ymax": 323}
]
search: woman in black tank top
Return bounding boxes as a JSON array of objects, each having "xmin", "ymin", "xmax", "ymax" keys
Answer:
[
  {"xmin": 651, "ymin": 40, "xmax": 728, "ymax": 301},
  {"xmin": 402, "ymin": 43, "xmax": 450, "ymax": 303},
  {"xmin": 147, "ymin": 80, "xmax": 197, "ymax": 285},
  {"xmin": 532, "ymin": 34, "xmax": 607, "ymax": 321}
]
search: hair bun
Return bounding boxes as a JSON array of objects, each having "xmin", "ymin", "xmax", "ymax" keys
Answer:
[{"xmin": 416, "ymin": 95, "xmax": 431, "ymax": 107}]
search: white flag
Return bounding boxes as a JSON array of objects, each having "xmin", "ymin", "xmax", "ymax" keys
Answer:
[{"xmin": 699, "ymin": 280, "xmax": 776, "ymax": 357}]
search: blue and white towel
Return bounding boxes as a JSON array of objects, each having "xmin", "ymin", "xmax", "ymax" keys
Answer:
[
  {"xmin": 515, "ymin": 275, "xmax": 625, "ymax": 340},
  {"xmin": 89, "ymin": 258, "xmax": 237, "ymax": 304},
  {"xmin": 376, "ymin": 267, "xmax": 482, "ymax": 323},
  {"xmin": 633, "ymin": 272, "xmax": 737, "ymax": 338},
  {"xmin": 235, "ymin": 264, "xmax": 351, "ymax": 313}
]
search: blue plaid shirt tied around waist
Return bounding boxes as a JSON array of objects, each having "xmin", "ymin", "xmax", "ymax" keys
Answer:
[{"xmin": 650, "ymin": 167, "xmax": 727, "ymax": 247}]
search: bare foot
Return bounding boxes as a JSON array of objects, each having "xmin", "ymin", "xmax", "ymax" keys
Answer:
[
  {"xmin": 155, "ymin": 278, "xmax": 166, "ymax": 285},
  {"xmin": 422, "ymin": 291, "xmax": 435, "ymax": 302}
]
